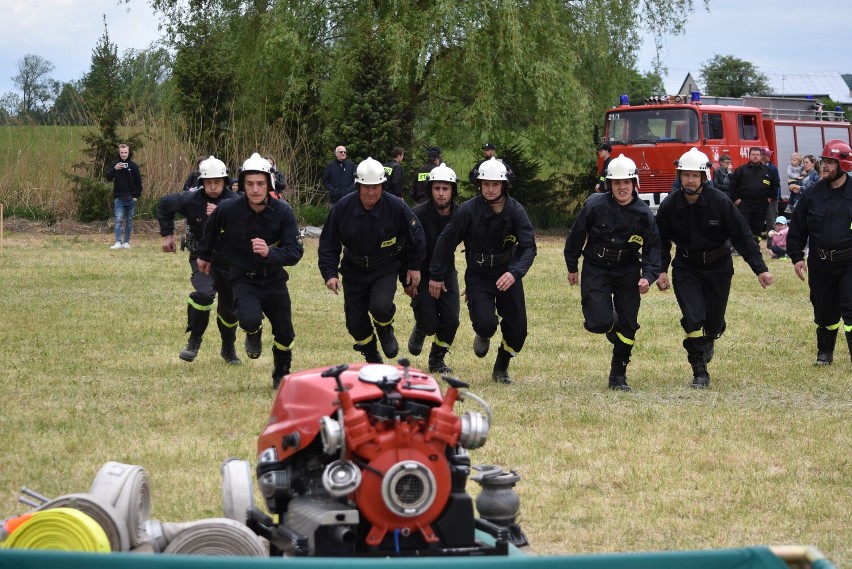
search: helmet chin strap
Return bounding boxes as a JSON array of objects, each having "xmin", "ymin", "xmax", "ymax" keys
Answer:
[{"xmin": 682, "ymin": 183, "xmax": 703, "ymax": 196}]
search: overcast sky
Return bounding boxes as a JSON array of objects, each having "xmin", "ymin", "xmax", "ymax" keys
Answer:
[{"xmin": 1, "ymin": 0, "xmax": 851, "ymax": 99}]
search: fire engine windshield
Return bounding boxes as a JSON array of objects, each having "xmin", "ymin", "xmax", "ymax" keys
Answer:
[{"xmin": 604, "ymin": 108, "xmax": 700, "ymax": 144}]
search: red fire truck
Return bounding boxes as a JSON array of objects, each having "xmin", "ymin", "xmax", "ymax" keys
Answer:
[{"xmin": 598, "ymin": 93, "xmax": 852, "ymax": 212}]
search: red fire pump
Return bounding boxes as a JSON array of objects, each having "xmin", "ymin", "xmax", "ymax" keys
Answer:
[{"xmin": 245, "ymin": 362, "xmax": 526, "ymax": 556}]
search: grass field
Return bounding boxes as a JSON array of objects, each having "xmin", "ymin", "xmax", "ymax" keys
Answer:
[{"xmin": 0, "ymin": 227, "xmax": 849, "ymax": 564}]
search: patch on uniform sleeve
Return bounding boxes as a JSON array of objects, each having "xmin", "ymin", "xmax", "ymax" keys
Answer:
[
  {"xmin": 628, "ymin": 234, "xmax": 644, "ymax": 246},
  {"xmin": 503, "ymin": 234, "xmax": 517, "ymax": 246},
  {"xmin": 381, "ymin": 236, "xmax": 398, "ymax": 248},
  {"xmin": 409, "ymin": 216, "xmax": 422, "ymax": 233},
  {"xmin": 762, "ymin": 179, "xmax": 770, "ymax": 185}
]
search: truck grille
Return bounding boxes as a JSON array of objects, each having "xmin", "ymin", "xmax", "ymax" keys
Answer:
[{"xmin": 638, "ymin": 171, "xmax": 676, "ymax": 194}]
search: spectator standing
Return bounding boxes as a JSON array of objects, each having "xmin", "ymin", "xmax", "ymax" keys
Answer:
[
  {"xmin": 407, "ymin": 163, "xmax": 461, "ymax": 374},
  {"xmin": 430, "ymin": 158, "xmax": 537, "ymax": 384},
  {"xmin": 594, "ymin": 143, "xmax": 612, "ymax": 193},
  {"xmin": 729, "ymin": 147, "xmax": 777, "ymax": 241},
  {"xmin": 183, "ymin": 157, "xmax": 205, "ymax": 191},
  {"xmin": 761, "ymin": 147, "xmax": 782, "ymax": 237},
  {"xmin": 712, "ymin": 154, "xmax": 734, "ymax": 198},
  {"xmin": 157, "ymin": 156, "xmax": 241, "ymax": 364},
  {"xmin": 318, "ymin": 158, "xmax": 426, "ymax": 363},
  {"xmin": 197, "ymin": 153, "xmax": 304, "ymax": 389},
  {"xmin": 767, "ymin": 216, "xmax": 789, "ymax": 259},
  {"xmin": 656, "ymin": 148, "xmax": 772, "ymax": 388},
  {"xmin": 787, "ymin": 139, "xmax": 852, "ymax": 366},
  {"xmin": 565, "ymin": 155, "xmax": 661, "ymax": 391},
  {"xmin": 322, "ymin": 146, "xmax": 356, "ymax": 204},
  {"xmin": 411, "ymin": 146, "xmax": 441, "ymax": 204},
  {"xmin": 468, "ymin": 142, "xmax": 515, "ymax": 186},
  {"xmin": 264, "ymin": 155, "xmax": 287, "ymax": 194},
  {"xmin": 106, "ymin": 143, "xmax": 143, "ymax": 249},
  {"xmin": 383, "ymin": 147, "xmax": 405, "ymax": 198}
]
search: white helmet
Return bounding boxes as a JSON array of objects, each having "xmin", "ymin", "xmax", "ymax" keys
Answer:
[
  {"xmin": 428, "ymin": 162, "xmax": 458, "ymax": 184},
  {"xmin": 476, "ymin": 157, "xmax": 509, "ymax": 182},
  {"xmin": 605, "ymin": 155, "xmax": 640, "ymax": 188},
  {"xmin": 676, "ymin": 147, "xmax": 711, "ymax": 174},
  {"xmin": 240, "ymin": 152, "xmax": 275, "ymax": 190},
  {"xmin": 355, "ymin": 157, "xmax": 387, "ymax": 186},
  {"xmin": 198, "ymin": 156, "xmax": 228, "ymax": 180}
]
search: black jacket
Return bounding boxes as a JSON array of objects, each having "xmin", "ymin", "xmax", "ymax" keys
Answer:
[
  {"xmin": 197, "ymin": 196, "xmax": 303, "ymax": 276},
  {"xmin": 712, "ymin": 167, "xmax": 733, "ymax": 196},
  {"xmin": 564, "ymin": 191, "xmax": 661, "ymax": 284},
  {"xmin": 412, "ymin": 199, "xmax": 457, "ymax": 279},
  {"xmin": 787, "ymin": 176, "xmax": 852, "ymax": 263},
  {"xmin": 656, "ymin": 186, "xmax": 767, "ymax": 275},
  {"xmin": 730, "ymin": 162, "xmax": 778, "ymax": 203},
  {"xmin": 430, "ymin": 195, "xmax": 536, "ymax": 281},
  {"xmin": 106, "ymin": 158, "xmax": 143, "ymax": 200},
  {"xmin": 157, "ymin": 187, "xmax": 240, "ymax": 257},
  {"xmin": 318, "ymin": 193, "xmax": 426, "ymax": 281},
  {"xmin": 411, "ymin": 161, "xmax": 438, "ymax": 204},
  {"xmin": 322, "ymin": 159, "xmax": 356, "ymax": 204},
  {"xmin": 383, "ymin": 160, "xmax": 404, "ymax": 198}
]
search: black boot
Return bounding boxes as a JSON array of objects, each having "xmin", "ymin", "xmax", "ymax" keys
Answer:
[
  {"xmin": 704, "ymin": 337, "xmax": 715, "ymax": 363},
  {"xmin": 492, "ymin": 347, "xmax": 513, "ymax": 384},
  {"xmin": 427, "ymin": 343, "xmax": 452, "ymax": 375},
  {"xmin": 218, "ymin": 318, "xmax": 240, "ymax": 365},
  {"xmin": 179, "ymin": 335, "xmax": 203, "ymax": 362},
  {"xmin": 689, "ymin": 357, "xmax": 710, "ymax": 388},
  {"xmin": 473, "ymin": 334, "xmax": 490, "ymax": 358},
  {"xmin": 375, "ymin": 323, "xmax": 399, "ymax": 358},
  {"xmin": 408, "ymin": 326, "xmax": 426, "ymax": 356},
  {"xmin": 608, "ymin": 355, "xmax": 631, "ymax": 391},
  {"xmin": 847, "ymin": 331, "xmax": 852, "ymax": 364},
  {"xmin": 272, "ymin": 348, "xmax": 292, "ymax": 390},
  {"xmin": 245, "ymin": 328, "xmax": 262, "ymax": 359},
  {"xmin": 815, "ymin": 327, "xmax": 837, "ymax": 366},
  {"xmin": 354, "ymin": 336, "xmax": 383, "ymax": 364}
]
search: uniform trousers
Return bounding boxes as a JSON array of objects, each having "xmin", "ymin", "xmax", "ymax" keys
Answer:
[
  {"xmin": 231, "ymin": 272, "xmax": 295, "ymax": 349},
  {"xmin": 465, "ymin": 269, "xmax": 527, "ymax": 354},
  {"xmin": 807, "ymin": 255, "xmax": 852, "ymax": 328},
  {"xmin": 580, "ymin": 261, "xmax": 641, "ymax": 358},
  {"xmin": 672, "ymin": 257, "xmax": 733, "ymax": 358},
  {"xmin": 342, "ymin": 270, "xmax": 398, "ymax": 342},
  {"xmin": 411, "ymin": 269, "xmax": 460, "ymax": 345}
]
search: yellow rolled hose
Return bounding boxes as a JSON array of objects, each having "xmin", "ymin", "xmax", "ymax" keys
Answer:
[{"xmin": 1, "ymin": 507, "xmax": 110, "ymax": 553}]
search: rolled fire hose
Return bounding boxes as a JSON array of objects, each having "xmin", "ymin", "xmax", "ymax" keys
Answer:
[
  {"xmin": 37, "ymin": 493, "xmax": 129, "ymax": 552},
  {"xmin": 221, "ymin": 458, "xmax": 254, "ymax": 523},
  {"xmin": 145, "ymin": 518, "xmax": 267, "ymax": 557},
  {"xmin": 1, "ymin": 507, "xmax": 110, "ymax": 553},
  {"xmin": 89, "ymin": 461, "xmax": 151, "ymax": 548}
]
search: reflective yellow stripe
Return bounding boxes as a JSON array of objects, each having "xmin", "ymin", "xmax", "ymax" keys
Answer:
[
  {"xmin": 246, "ymin": 324, "xmax": 262, "ymax": 334},
  {"xmin": 187, "ymin": 297, "xmax": 213, "ymax": 311},
  {"xmin": 685, "ymin": 329, "xmax": 703, "ymax": 338},
  {"xmin": 372, "ymin": 317, "xmax": 394, "ymax": 327},
  {"xmin": 274, "ymin": 339, "xmax": 295, "ymax": 351},
  {"xmin": 845, "ymin": 323, "xmax": 852, "ymax": 333},
  {"xmin": 500, "ymin": 339, "xmax": 518, "ymax": 356},
  {"xmin": 824, "ymin": 320, "xmax": 842, "ymax": 331},
  {"xmin": 433, "ymin": 337, "xmax": 451, "ymax": 348},
  {"xmin": 616, "ymin": 331, "xmax": 634, "ymax": 345},
  {"xmin": 354, "ymin": 334, "xmax": 374, "ymax": 346},
  {"xmin": 217, "ymin": 314, "xmax": 238, "ymax": 327}
]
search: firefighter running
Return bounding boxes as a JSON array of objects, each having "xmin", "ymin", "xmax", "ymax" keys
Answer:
[
  {"xmin": 430, "ymin": 157, "xmax": 537, "ymax": 384},
  {"xmin": 197, "ymin": 153, "xmax": 304, "ymax": 389},
  {"xmin": 564, "ymin": 155, "xmax": 661, "ymax": 391},
  {"xmin": 656, "ymin": 148, "xmax": 773, "ymax": 388},
  {"xmin": 787, "ymin": 139, "xmax": 852, "ymax": 366},
  {"xmin": 318, "ymin": 157, "xmax": 426, "ymax": 364},
  {"xmin": 157, "ymin": 156, "xmax": 241, "ymax": 364},
  {"xmin": 406, "ymin": 163, "xmax": 461, "ymax": 375}
]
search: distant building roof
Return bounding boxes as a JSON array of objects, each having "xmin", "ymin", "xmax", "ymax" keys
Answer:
[
  {"xmin": 767, "ymin": 72, "xmax": 852, "ymax": 104},
  {"xmin": 677, "ymin": 71, "xmax": 852, "ymax": 104}
]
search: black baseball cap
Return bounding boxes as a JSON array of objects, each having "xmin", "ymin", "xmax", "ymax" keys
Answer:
[
  {"xmin": 597, "ymin": 143, "xmax": 612, "ymax": 152},
  {"xmin": 428, "ymin": 146, "xmax": 442, "ymax": 159},
  {"xmin": 483, "ymin": 142, "xmax": 496, "ymax": 150}
]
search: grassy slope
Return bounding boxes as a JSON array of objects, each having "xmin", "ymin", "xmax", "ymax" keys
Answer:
[{"xmin": 0, "ymin": 231, "xmax": 848, "ymax": 563}]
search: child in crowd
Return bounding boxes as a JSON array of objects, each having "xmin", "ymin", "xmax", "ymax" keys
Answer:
[
  {"xmin": 767, "ymin": 216, "xmax": 789, "ymax": 259},
  {"xmin": 785, "ymin": 153, "xmax": 804, "ymax": 213}
]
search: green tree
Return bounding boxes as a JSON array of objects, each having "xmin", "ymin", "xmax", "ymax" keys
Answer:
[
  {"xmin": 67, "ymin": 18, "xmax": 144, "ymax": 221},
  {"xmin": 624, "ymin": 69, "xmax": 666, "ymax": 104},
  {"xmin": 11, "ymin": 54, "xmax": 57, "ymax": 122},
  {"xmin": 699, "ymin": 54, "xmax": 771, "ymax": 97},
  {"xmin": 51, "ymin": 81, "xmax": 87, "ymax": 125}
]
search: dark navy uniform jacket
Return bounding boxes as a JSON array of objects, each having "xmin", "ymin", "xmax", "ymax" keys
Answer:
[
  {"xmin": 787, "ymin": 176, "xmax": 852, "ymax": 262},
  {"xmin": 430, "ymin": 195, "xmax": 536, "ymax": 281},
  {"xmin": 157, "ymin": 187, "xmax": 240, "ymax": 260},
  {"xmin": 318, "ymin": 192, "xmax": 426, "ymax": 282},
  {"xmin": 564, "ymin": 190, "xmax": 661, "ymax": 284},
  {"xmin": 412, "ymin": 199, "xmax": 457, "ymax": 280},
  {"xmin": 656, "ymin": 186, "xmax": 767, "ymax": 275},
  {"xmin": 197, "ymin": 196, "xmax": 303, "ymax": 276}
]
